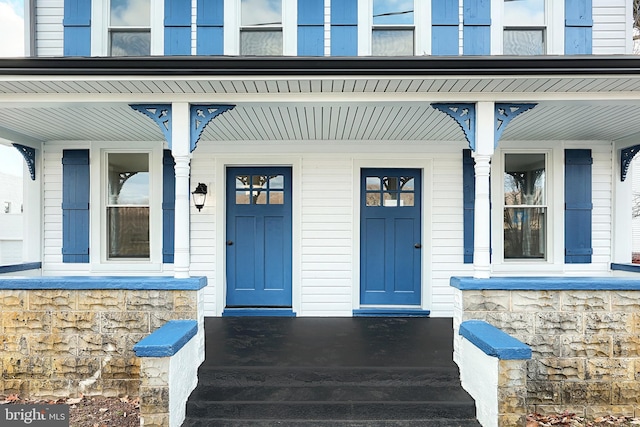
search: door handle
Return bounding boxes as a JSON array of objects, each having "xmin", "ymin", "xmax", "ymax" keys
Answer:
[
  {"xmin": 227, "ymin": 240, "xmax": 234, "ymax": 246},
  {"xmin": 414, "ymin": 243, "xmax": 421, "ymax": 249}
]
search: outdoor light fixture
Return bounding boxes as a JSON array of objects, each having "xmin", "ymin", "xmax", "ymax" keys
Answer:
[{"xmin": 192, "ymin": 183, "xmax": 208, "ymax": 212}]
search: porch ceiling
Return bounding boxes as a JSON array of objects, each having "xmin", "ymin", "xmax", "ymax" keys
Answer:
[
  {"xmin": 1, "ymin": 68, "xmax": 640, "ymax": 145},
  {"xmin": 1, "ymin": 100, "xmax": 640, "ymax": 147}
]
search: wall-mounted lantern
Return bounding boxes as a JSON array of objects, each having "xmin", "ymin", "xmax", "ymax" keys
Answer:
[{"xmin": 192, "ymin": 183, "xmax": 208, "ymax": 212}]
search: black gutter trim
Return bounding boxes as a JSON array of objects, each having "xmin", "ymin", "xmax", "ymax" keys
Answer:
[{"xmin": 1, "ymin": 55, "xmax": 640, "ymax": 77}]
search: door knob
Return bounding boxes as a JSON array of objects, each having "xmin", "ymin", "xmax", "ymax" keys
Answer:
[
  {"xmin": 414, "ymin": 243, "xmax": 421, "ymax": 249},
  {"xmin": 227, "ymin": 240, "xmax": 234, "ymax": 246}
]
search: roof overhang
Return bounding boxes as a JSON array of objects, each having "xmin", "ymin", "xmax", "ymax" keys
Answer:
[{"xmin": 1, "ymin": 56, "xmax": 640, "ymax": 147}]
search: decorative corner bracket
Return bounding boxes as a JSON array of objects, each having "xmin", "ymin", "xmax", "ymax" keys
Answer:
[
  {"xmin": 130, "ymin": 104, "xmax": 172, "ymax": 148},
  {"xmin": 621, "ymin": 144, "xmax": 640, "ymax": 181},
  {"xmin": 12, "ymin": 144, "xmax": 36, "ymax": 180},
  {"xmin": 495, "ymin": 103, "xmax": 537, "ymax": 147},
  {"xmin": 431, "ymin": 103, "xmax": 476, "ymax": 151},
  {"xmin": 190, "ymin": 104, "xmax": 235, "ymax": 152}
]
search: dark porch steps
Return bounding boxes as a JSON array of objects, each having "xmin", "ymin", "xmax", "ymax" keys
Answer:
[
  {"xmin": 182, "ymin": 317, "xmax": 480, "ymax": 426},
  {"xmin": 183, "ymin": 366, "xmax": 479, "ymax": 426}
]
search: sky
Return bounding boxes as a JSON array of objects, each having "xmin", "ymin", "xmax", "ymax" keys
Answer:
[{"xmin": 0, "ymin": 0, "xmax": 25, "ymax": 177}]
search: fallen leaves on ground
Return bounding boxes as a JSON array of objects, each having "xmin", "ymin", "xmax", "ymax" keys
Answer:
[
  {"xmin": 1, "ymin": 394, "xmax": 139, "ymax": 427},
  {"xmin": 528, "ymin": 412, "xmax": 640, "ymax": 427}
]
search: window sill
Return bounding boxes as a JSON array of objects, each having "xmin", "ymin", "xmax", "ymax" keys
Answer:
[{"xmin": 90, "ymin": 262, "xmax": 163, "ymax": 274}]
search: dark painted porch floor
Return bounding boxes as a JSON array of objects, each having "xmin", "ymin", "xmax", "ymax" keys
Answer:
[
  {"xmin": 204, "ymin": 317, "xmax": 457, "ymax": 367},
  {"xmin": 184, "ymin": 317, "xmax": 480, "ymax": 426}
]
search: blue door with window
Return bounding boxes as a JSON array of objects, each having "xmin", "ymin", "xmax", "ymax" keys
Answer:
[
  {"xmin": 226, "ymin": 167, "xmax": 292, "ymax": 307},
  {"xmin": 361, "ymin": 169, "xmax": 422, "ymax": 305}
]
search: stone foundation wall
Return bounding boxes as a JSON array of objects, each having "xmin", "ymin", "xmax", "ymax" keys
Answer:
[
  {"xmin": 0, "ymin": 282, "xmax": 203, "ymax": 400},
  {"xmin": 454, "ymin": 287, "xmax": 640, "ymax": 418}
]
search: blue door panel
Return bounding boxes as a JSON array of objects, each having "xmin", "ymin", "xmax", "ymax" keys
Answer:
[
  {"xmin": 360, "ymin": 169, "xmax": 422, "ymax": 306},
  {"xmin": 226, "ymin": 167, "xmax": 292, "ymax": 307},
  {"xmin": 363, "ymin": 218, "xmax": 386, "ymax": 292},
  {"xmin": 234, "ymin": 216, "xmax": 257, "ymax": 291},
  {"xmin": 394, "ymin": 218, "xmax": 415, "ymax": 293},
  {"xmin": 264, "ymin": 216, "xmax": 285, "ymax": 290}
]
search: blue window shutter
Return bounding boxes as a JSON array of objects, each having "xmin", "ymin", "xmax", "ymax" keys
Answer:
[
  {"xmin": 197, "ymin": 0, "xmax": 224, "ymax": 55},
  {"xmin": 565, "ymin": 0, "xmax": 592, "ymax": 54},
  {"xmin": 463, "ymin": 0, "xmax": 490, "ymax": 55},
  {"xmin": 163, "ymin": 150, "xmax": 176, "ymax": 263},
  {"xmin": 298, "ymin": 0, "xmax": 324, "ymax": 56},
  {"xmin": 62, "ymin": 150, "xmax": 90, "ymax": 263},
  {"xmin": 432, "ymin": 0, "xmax": 459, "ymax": 55},
  {"xmin": 331, "ymin": 0, "xmax": 357, "ymax": 56},
  {"xmin": 63, "ymin": 0, "xmax": 91, "ymax": 56},
  {"xmin": 463, "ymin": 149, "xmax": 475, "ymax": 263},
  {"xmin": 565, "ymin": 149, "xmax": 593, "ymax": 263},
  {"xmin": 165, "ymin": 0, "xmax": 192, "ymax": 55}
]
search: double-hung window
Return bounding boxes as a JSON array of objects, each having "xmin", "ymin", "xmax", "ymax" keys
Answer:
[
  {"xmin": 503, "ymin": 153, "xmax": 547, "ymax": 259},
  {"xmin": 372, "ymin": 0, "xmax": 414, "ymax": 56},
  {"xmin": 107, "ymin": 153, "xmax": 150, "ymax": 259},
  {"xmin": 503, "ymin": 0, "xmax": 545, "ymax": 55},
  {"xmin": 240, "ymin": 0, "xmax": 283, "ymax": 55},
  {"xmin": 109, "ymin": 0, "xmax": 151, "ymax": 56}
]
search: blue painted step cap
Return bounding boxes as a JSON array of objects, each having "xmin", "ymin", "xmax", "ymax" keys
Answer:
[
  {"xmin": 459, "ymin": 320, "xmax": 531, "ymax": 360},
  {"xmin": 134, "ymin": 320, "xmax": 198, "ymax": 357}
]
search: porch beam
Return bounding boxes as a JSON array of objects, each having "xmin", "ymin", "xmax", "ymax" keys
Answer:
[
  {"xmin": 171, "ymin": 102, "xmax": 192, "ymax": 279},
  {"xmin": 473, "ymin": 102, "xmax": 495, "ymax": 279}
]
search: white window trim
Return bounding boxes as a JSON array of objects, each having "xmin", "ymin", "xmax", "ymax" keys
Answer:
[
  {"xmin": 358, "ymin": 0, "xmax": 429, "ymax": 56},
  {"xmin": 91, "ymin": 0, "xmax": 164, "ymax": 56},
  {"xmin": 224, "ymin": 0, "xmax": 297, "ymax": 55},
  {"xmin": 89, "ymin": 143, "xmax": 163, "ymax": 273},
  {"xmin": 491, "ymin": 0, "xmax": 563, "ymax": 55},
  {"xmin": 491, "ymin": 145, "xmax": 565, "ymax": 274}
]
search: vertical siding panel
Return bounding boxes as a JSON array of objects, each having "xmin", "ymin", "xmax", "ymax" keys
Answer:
[
  {"xmin": 565, "ymin": 0, "xmax": 593, "ymax": 54},
  {"xmin": 462, "ymin": 0, "xmax": 490, "ymax": 55},
  {"xmin": 462, "ymin": 149, "xmax": 474, "ymax": 263},
  {"xmin": 432, "ymin": 0, "xmax": 459, "ymax": 55},
  {"xmin": 63, "ymin": 0, "xmax": 91, "ymax": 56},
  {"xmin": 162, "ymin": 150, "xmax": 176, "ymax": 263},
  {"xmin": 298, "ymin": 0, "xmax": 324, "ymax": 56},
  {"xmin": 565, "ymin": 149, "xmax": 593, "ymax": 263},
  {"xmin": 62, "ymin": 149, "xmax": 90, "ymax": 263},
  {"xmin": 196, "ymin": 0, "xmax": 224, "ymax": 55},
  {"xmin": 331, "ymin": 0, "xmax": 358, "ymax": 56},
  {"xmin": 165, "ymin": 0, "xmax": 192, "ymax": 55}
]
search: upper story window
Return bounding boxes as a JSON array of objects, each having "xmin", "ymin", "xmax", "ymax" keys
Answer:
[
  {"xmin": 109, "ymin": 0, "xmax": 151, "ymax": 56},
  {"xmin": 503, "ymin": 153, "xmax": 547, "ymax": 259},
  {"xmin": 372, "ymin": 0, "xmax": 414, "ymax": 56},
  {"xmin": 240, "ymin": 0, "xmax": 283, "ymax": 55},
  {"xmin": 503, "ymin": 0, "xmax": 545, "ymax": 55}
]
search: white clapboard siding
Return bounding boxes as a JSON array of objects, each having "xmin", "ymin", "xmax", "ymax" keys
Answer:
[
  {"xmin": 36, "ymin": 0, "xmax": 64, "ymax": 57},
  {"xmin": 189, "ymin": 153, "xmax": 218, "ymax": 316},
  {"xmin": 632, "ymin": 157, "xmax": 640, "ymax": 253},
  {"xmin": 300, "ymin": 155, "xmax": 353, "ymax": 316},
  {"xmin": 429, "ymin": 153, "xmax": 467, "ymax": 316},
  {"xmin": 592, "ymin": 0, "xmax": 632, "ymax": 54},
  {"xmin": 592, "ymin": 144, "xmax": 613, "ymax": 265}
]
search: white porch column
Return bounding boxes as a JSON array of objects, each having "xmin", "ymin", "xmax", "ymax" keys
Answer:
[
  {"xmin": 613, "ymin": 141, "xmax": 634, "ymax": 264},
  {"xmin": 171, "ymin": 102, "xmax": 191, "ymax": 278},
  {"xmin": 473, "ymin": 102, "xmax": 495, "ymax": 279}
]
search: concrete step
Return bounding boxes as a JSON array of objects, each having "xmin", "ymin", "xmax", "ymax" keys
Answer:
[
  {"xmin": 185, "ymin": 401, "xmax": 477, "ymax": 420},
  {"xmin": 196, "ymin": 366, "xmax": 463, "ymax": 387},
  {"xmin": 183, "ymin": 419, "xmax": 482, "ymax": 427},
  {"xmin": 188, "ymin": 384, "xmax": 475, "ymax": 402}
]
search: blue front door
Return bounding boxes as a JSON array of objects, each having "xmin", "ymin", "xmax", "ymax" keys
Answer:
[
  {"xmin": 360, "ymin": 169, "xmax": 422, "ymax": 305},
  {"xmin": 226, "ymin": 167, "xmax": 292, "ymax": 307}
]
